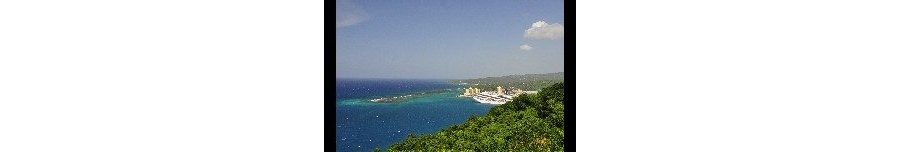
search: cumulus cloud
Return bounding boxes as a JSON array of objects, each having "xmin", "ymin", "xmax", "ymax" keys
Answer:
[
  {"xmin": 519, "ymin": 44, "xmax": 533, "ymax": 51},
  {"xmin": 336, "ymin": 0, "xmax": 368, "ymax": 28},
  {"xmin": 523, "ymin": 21, "xmax": 564, "ymax": 40}
]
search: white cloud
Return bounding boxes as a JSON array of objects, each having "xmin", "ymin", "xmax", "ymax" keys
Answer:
[
  {"xmin": 523, "ymin": 21, "xmax": 564, "ymax": 40},
  {"xmin": 336, "ymin": 0, "xmax": 368, "ymax": 28},
  {"xmin": 519, "ymin": 44, "xmax": 533, "ymax": 51}
]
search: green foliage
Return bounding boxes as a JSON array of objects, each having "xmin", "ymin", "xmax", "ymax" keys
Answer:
[
  {"xmin": 452, "ymin": 72, "xmax": 564, "ymax": 91},
  {"xmin": 384, "ymin": 83, "xmax": 565, "ymax": 151}
]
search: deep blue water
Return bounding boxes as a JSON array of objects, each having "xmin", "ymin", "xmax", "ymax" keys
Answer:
[{"xmin": 336, "ymin": 79, "xmax": 494, "ymax": 151}]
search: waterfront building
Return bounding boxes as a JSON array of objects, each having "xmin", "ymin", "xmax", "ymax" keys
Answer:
[
  {"xmin": 462, "ymin": 87, "xmax": 483, "ymax": 97},
  {"xmin": 462, "ymin": 85, "xmax": 534, "ymax": 104}
]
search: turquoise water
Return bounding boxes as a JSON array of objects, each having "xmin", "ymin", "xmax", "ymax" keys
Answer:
[{"xmin": 336, "ymin": 79, "xmax": 494, "ymax": 151}]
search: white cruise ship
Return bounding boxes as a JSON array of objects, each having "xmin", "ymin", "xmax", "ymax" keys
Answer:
[
  {"xmin": 472, "ymin": 92, "xmax": 513, "ymax": 104},
  {"xmin": 462, "ymin": 86, "xmax": 519, "ymax": 104}
]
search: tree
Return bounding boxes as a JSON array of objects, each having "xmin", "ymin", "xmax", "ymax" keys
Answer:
[{"xmin": 383, "ymin": 82, "xmax": 565, "ymax": 151}]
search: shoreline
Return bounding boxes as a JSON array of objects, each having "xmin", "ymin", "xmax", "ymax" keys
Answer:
[{"xmin": 369, "ymin": 89, "xmax": 453, "ymax": 103}]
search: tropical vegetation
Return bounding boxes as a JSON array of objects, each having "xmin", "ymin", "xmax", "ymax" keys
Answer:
[
  {"xmin": 452, "ymin": 72, "xmax": 564, "ymax": 91},
  {"xmin": 379, "ymin": 82, "xmax": 565, "ymax": 151}
]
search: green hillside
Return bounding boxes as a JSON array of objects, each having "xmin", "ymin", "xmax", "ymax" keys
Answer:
[
  {"xmin": 380, "ymin": 82, "xmax": 565, "ymax": 151},
  {"xmin": 453, "ymin": 72, "xmax": 564, "ymax": 91}
]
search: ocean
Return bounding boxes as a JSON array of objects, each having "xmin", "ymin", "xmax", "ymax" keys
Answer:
[{"xmin": 335, "ymin": 79, "xmax": 494, "ymax": 151}]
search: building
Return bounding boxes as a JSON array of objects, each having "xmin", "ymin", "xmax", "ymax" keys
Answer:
[
  {"xmin": 462, "ymin": 87, "xmax": 483, "ymax": 97},
  {"xmin": 462, "ymin": 86, "xmax": 534, "ymax": 104}
]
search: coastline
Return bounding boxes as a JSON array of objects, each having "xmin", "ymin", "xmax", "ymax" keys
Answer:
[
  {"xmin": 369, "ymin": 89, "xmax": 452, "ymax": 103},
  {"xmin": 335, "ymin": 80, "xmax": 494, "ymax": 151}
]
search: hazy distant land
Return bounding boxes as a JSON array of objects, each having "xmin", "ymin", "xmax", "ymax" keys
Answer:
[{"xmin": 451, "ymin": 72, "xmax": 564, "ymax": 91}]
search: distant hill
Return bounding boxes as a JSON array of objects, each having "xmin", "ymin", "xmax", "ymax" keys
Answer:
[{"xmin": 451, "ymin": 72, "xmax": 564, "ymax": 91}]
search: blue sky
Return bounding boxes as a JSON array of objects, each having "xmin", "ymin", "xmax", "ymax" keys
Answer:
[{"xmin": 336, "ymin": 0, "xmax": 564, "ymax": 79}]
